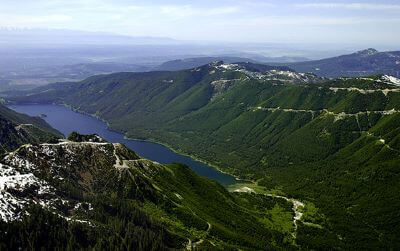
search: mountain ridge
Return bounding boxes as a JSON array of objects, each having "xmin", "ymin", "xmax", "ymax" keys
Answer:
[
  {"xmin": 4, "ymin": 62, "xmax": 400, "ymax": 248},
  {"xmin": 155, "ymin": 56, "xmax": 308, "ymax": 71},
  {"xmin": 1, "ymin": 132, "xmax": 316, "ymax": 250},
  {"xmin": 285, "ymin": 48, "xmax": 400, "ymax": 77}
]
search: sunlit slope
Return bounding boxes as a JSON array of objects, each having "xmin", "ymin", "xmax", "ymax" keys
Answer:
[
  {"xmin": 1, "ymin": 133, "xmax": 306, "ymax": 250},
  {"xmin": 0, "ymin": 104, "xmax": 61, "ymax": 153},
  {"xmin": 6, "ymin": 62, "xmax": 400, "ymax": 248}
]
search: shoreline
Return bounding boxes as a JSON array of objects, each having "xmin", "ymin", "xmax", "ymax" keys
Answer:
[
  {"xmin": 57, "ymin": 102, "xmax": 248, "ymax": 183},
  {"xmin": 122, "ymin": 135, "xmax": 249, "ymax": 183}
]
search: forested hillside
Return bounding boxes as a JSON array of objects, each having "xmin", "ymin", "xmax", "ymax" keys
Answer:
[
  {"xmin": 5, "ymin": 62, "xmax": 400, "ymax": 249},
  {"xmin": 0, "ymin": 133, "xmax": 323, "ymax": 250},
  {"xmin": 0, "ymin": 104, "xmax": 61, "ymax": 153}
]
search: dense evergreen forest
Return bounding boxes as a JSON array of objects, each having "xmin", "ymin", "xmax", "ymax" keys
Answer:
[
  {"xmin": 1, "ymin": 131, "xmax": 321, "ymax": 250},
  {"xmin": 4, "ymin": 62, "xmax": 400, "ymax": 249}
]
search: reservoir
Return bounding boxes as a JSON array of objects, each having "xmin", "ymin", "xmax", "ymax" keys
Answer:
[{"xmin": 8, "ymin": 104, "xmax": 236, "ymax": 185}]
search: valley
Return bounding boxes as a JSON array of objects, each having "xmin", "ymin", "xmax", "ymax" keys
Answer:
[
  {"xmin": 7, "ymin": 62, "xmax": 400, "ymax": 248},
  {"xmin": 1, "ymin": 0, "xmax": 399, "ymax": 249},
  {"xmin": 7, "ymin": 104, "xmax": 236, "ymax": 185},
  {"xmin": 2, "ymin": 60, "xmax": 400, "ymax": 249},
  {"xmin": 0, "ymin": 130, "xmax": 310, "ymax": 250},
  {"xmin": 6, "ymin": 103, "xmax": 317, "ymax": 244}
]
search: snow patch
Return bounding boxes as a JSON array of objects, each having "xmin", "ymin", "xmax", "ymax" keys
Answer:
[
  {"xmin": 0, "ymin": 163, "xmax": 53, "ymax": 222},
  {"xmin": 382, "ymin": 75, "xmax": 400, "ymax": 86}
]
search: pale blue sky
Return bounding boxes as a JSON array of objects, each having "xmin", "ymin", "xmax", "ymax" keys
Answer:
[{"xmin": 1, "ymin": 0, "xmax": 399, "ymax": 46}]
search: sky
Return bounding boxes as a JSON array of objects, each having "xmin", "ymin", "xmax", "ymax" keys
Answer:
[{"xmin": 0, "ymin": 0, "xmax": 399, "ymax": 46}]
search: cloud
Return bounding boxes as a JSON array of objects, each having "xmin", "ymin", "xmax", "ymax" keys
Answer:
[
  {"xmin": 295, "ymin": 3, "xmax": 400, "ymax": 11},
  {"xmin": 0, "ymin": 0, "xmax": 398, "ymax": 45},
  {"xmin": 0, "ymin": 14, "xmax": 72, "ymax": 27},
  {"xmin": 228, "ymin": 0, "xmax": 276, "ymax": 8},
  {"xmin": 160, "ymin": 5, "xmax": 239, "ymax": 19},
  {"xmin": 215, "ymin": 15, "xmax": 400, "ymax": 28}
]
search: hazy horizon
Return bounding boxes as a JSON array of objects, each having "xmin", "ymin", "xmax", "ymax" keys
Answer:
[{"xmin": 0, "ymin": 0, "xmax": 399, "ymax": 48}]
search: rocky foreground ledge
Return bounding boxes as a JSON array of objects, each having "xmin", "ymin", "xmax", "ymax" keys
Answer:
[{"xmin": 0, "ymin": 133, "xmax": 160, "ymax": 223}]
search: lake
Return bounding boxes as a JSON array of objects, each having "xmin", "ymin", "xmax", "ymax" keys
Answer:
[{"xmin": 8, "ymin": 104, "xmax": 236, "ymax": 185}]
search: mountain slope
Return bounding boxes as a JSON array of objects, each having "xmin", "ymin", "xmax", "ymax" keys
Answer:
[
  {"xmin": 0, "ymin": 104, "xmax": 62, "ymax": 153},
  {"xmin": 286, "ymin": 48, "xmax": 400, "ymax": 77},
  {"xmin": 5, "ymin": 63, "xmax": 400, "ymax": 248},
  {"xmin": 0, "ymin": 133, "xmax": 316, "ymax": 250}
]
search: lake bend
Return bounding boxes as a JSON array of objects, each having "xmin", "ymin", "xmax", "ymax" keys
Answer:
[{"xmin": 8, "ymin": 104, "xmax": 237, "ymax": 185}]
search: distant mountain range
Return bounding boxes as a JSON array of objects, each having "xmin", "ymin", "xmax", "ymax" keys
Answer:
[
  {"xmin": 285, "ymin": 48, "xmax": 400, "ymax": 77},
  {"xmin": 155, "ymin": 57, "xmax": 258, "ymax": 71},
  {"xmin": 218, "ymin": 52, "xmax": 310, "ymax": 63},
  {"xmin": 155, "ymin": 57, "xmax": 298, "ymax": 71},
  {"xmin": 152, "ymin": 48, "xmax": 400, "ymax": 78},
  {"xmin": 154, "ymin": 56, "xmax": 307, "ymax": 71}
]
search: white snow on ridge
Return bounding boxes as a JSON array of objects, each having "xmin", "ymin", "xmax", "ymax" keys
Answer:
[
  {"xmin": 3, "ymin": 151, "xmax": 35, "ymax": 171},
  {"xmin": 382, "ymin": 75, "xmax": 400, "ymax": 86},
  {"xmin": 0, "ymin": 163, "xmax": 53, "ymax": 222},
  {"xmin": 219, "ymin": 63, "xmax": 239, "ymax": 70},
  {"xmin": 212, "ymin": 62, "xmax": 321, "ymax": 84},
  {"xmin": 0, "ymin": 140, "xmax": 119, "ymax": 224}
]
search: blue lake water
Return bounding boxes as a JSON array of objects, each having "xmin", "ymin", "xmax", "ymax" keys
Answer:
[{"xmin": 8, "ymin": 104, "xmax": 236, "ymax": 185}]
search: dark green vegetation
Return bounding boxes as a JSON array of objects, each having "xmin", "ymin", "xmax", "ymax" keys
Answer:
[
  {"xmin": 285, "ymin": 48, "xmax": 400, "ymax": 77},
  {"xmin": 5, "ymin": 62, "xmax": 400, "ymax": 249},
  {"xmin": 0, "ymin": 103, "xmax": 61, "ymax": 153},
  {"xmin": 67, "ymin": 131, "xmax": 106, "ymax": 142},
  {"xmin": 0, "ymin": 133, "xmax": 309, "ymax": 250},
  {"xmin": 0, "ymin": 204, "xmax": 176, "ymax": 250}
]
